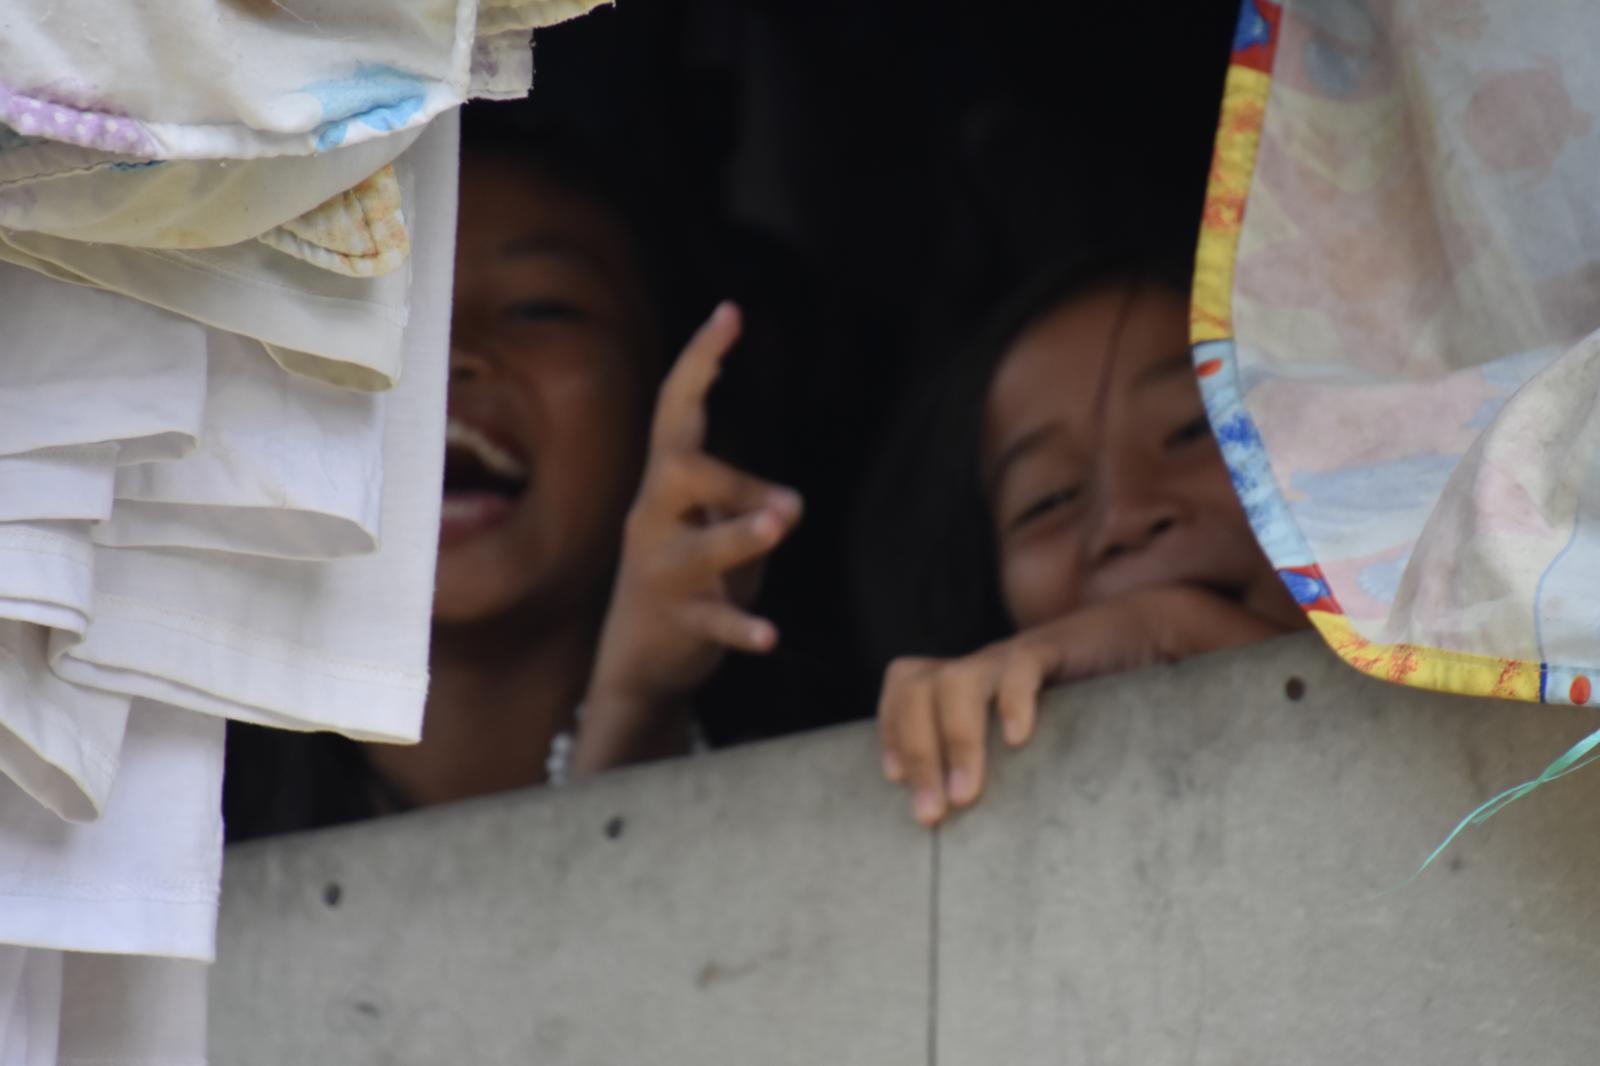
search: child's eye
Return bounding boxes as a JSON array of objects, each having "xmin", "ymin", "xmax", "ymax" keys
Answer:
[
  {"xmin": 509, "ymin": 298, "xmax": 584, "ymax": 322},
  {"xmin": 1165, "ymin": 415, "xmax": 1212, "ymax": 449},
  {"xmin": 1012, "ymin": 485, "xmax": 1080, "ymax": 531}
]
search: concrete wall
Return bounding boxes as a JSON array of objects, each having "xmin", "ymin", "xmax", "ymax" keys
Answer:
[{"xmin": 211, "ymin": 634, "xmax": 1600, "ymax": 1064}]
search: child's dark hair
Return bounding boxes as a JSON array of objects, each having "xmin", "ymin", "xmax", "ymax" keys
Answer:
[
  {"xmin": 852, "ymin": 245, "xmax": 1195, "ymax": 673},
  {"xmin": 459, "ymin": 102, "xmax": 705, "ymax": 374}
]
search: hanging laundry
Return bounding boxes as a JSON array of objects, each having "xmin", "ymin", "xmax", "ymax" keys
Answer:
[
  {"xmin": 57, "ymin": 955, "xmax": 209, "ymax": 1066},
  {"xmin": 47, "ymin": 113, "xmax": 457, "ymax": 745},
  {"xmin": 0, "ymin": 621, "xmax": 129, "ymax": 824},
  {"xmin": 0, "ymin": 209, "xmax": 414, "ymax": 393},
  {"xmin": 0, "ymin": 0, "xmax": 610, "ymax": 161},
  {"xmin": 0, "ymin": 949, "xmax": 60, "ymax": 1066},
  {"xmin": 96, "ymin": 329, "xmax": 386, "ymax": 561},
  {"xmin": 0, "ymin": 127, "xmax": 418, "ymax": 252},
  {"xmin": 257, "ymin": 163, "xmax": 412, "ymax": 278},
  {"xmin": 0, "ymin": 700, "xmax": 224, "ymax": 961},
  {"xmin": 0, "ymin": 449, "xmax": 116, "ymax": 526},
  {"xmin": 0, "ymin": 0, "xmax": 612, "ymax": 1057},
  {"xmin": 1196, "ymin": 0, "xmax": 1600, "ymax": 703},
  {"xmin": 0, "ymin": 266, "xmax": 208, "ymax": 461},
  {"xmin": 1195, "ymin": 0, "xmax": 1600, "ymax": 850},
  {"xmin": 0, "ymin": 523, "xmax": 97, "ymax": 639}
]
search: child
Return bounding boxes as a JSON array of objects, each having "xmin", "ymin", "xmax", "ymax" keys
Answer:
[
  {"xmin": 859, "ymin": 251, "xmax": 1309, "ymax": 826},
  {"xmin": 223, "ymin": 106, "xmax": 697, "ymax": 837},
  {"xmin": 360, "ymin": 108, "xmax": 682, "ymax": 807}
]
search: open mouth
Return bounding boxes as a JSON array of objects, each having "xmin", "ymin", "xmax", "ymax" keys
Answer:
[{"xmin": 440, "ymin": 417, "xmax": 530, "ymax": 547}]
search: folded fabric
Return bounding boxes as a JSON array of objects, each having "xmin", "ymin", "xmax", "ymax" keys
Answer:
[
  {"xmin": 57, "ymin": 954, "xmax": 208, "ymax": 1066},
  {"xmin": 0, "ymin": 265, "xmax": 206, "ymax": 463},
  {"xmin": 481, "ymin": 0, "xmax": 611, "ymax": 33},
  {"xmin": 0, "ymin": 450, "xmax": 115, "ymax": 526},
  {"xmin": 0, "ymin": 124, "xmax": 417, "ymax": 254},
  {"xmin": 1194, "ymin": 0, "xmax": 1600, "ymax": 702},
  {"xmin": 255, "ymin": 163, "xmax": 411, "ymax": 278},
  {"xmin": 0, "ymin": 524, "xmax": 96, "ymax": 638},
  {"xmin": 0, "ymin": 207, "xmax": 411, "ymax": 393},
  {"xmin": 0, "ymin": 0, "xmax": 609, "ymax": 161},
  {"xmin": 96, "ymin": 329, "xmax": 385, "ymax": 560},
  {"xmin": 0, "ymin": 700, "xmax": 223, "ymax": 961},
  {"xmin": 0, "ymin": 621, "xmax": 129, "ymax": 824},
  {"xmin": 0, "ymin": 948, "xmax": 60, "ymax": 1066},
  {"xmin": 0, "ymin": 954, "xmax": 210, "ymax": 1066},
  {"xmin": 48, "ymin": 111, "xmax": 457, "ymax": 743}
]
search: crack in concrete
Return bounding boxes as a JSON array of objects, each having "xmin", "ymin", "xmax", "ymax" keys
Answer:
[{"xmin": 927, "ymin": 827, "xmax": 940, "ymax": 1066}]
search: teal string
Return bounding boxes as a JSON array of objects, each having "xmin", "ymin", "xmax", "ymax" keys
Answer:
[{"xmin": 1402, "ymin": 723, "xmax": 1600, "ymax": 887}]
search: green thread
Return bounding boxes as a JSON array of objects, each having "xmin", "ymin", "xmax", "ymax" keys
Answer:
[{"xmin": 1403, "ymin": 724, "xmax": 1600, "ymax": 886}]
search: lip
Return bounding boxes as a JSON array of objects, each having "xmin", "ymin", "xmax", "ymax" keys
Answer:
[
  {"xmin": 439, "ymin": 490, "xmax": 517, "ymax": 549},
  {"xmin": 438, "ymin": 399, "xmax": 532, "ymax": 551},
  {"xmin": 1091, "ymin": 537, "xmax": 1252, "ymax": 606}
]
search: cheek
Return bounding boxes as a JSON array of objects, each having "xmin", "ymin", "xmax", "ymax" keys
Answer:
[
  {"xmin": 1194, "ymin": 463, "xmax": 1256, "ymax": 542},
  {"xmin": 523, "ymin": 360, "xmax": 648, "ymax": 517},
  {"xmin": 1193, "ymin": 444, "xmax": 1247, "ymax": 517},
  {"xmin": 998, "ymin": 536, "xmax": 1085, "ymax": 632}
]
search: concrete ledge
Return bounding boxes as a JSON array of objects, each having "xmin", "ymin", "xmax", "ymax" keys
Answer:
[
  {"xmin": 213, "ymin": 702, "xmax": 931, "ymax": 1066},
  {"xmin": 212, "ymin": 634, "xmax": 1600, "ymax": 1063}
]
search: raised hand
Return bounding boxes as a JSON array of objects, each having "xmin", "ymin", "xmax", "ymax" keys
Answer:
[{"xmin": 573, "ymin": 303, "xmax": 803, "ymax": 773}]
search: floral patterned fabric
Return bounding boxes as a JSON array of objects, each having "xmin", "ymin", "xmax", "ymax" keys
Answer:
[{"xmin": 1195, "ymin": 0, "xmax": 1600, "ymax": 708}]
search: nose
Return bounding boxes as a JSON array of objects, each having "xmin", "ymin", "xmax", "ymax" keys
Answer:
[
  {"xmin": 448, "ymin": 343, "xmax": 493, "ymax": 386},
  {"xmin": 1088, "ymin": 461, "xmax": 1185, "ymax": 564}
]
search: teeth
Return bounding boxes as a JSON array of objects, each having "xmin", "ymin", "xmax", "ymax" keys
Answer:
[
  {"xmin": 446, "ymin": 418, "xmax": 527, "ymax": 479},
  {"xmin": 441, "ymin": 496, "xmax": 503, "ymax": 521}
]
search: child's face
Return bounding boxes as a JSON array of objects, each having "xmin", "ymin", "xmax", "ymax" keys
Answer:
[
  {"xmin": 436, "ymin": 155, "xmax": 657, "ymax": 625},
  {"xmin": 981, "ymin": 282, "xmax": 1301, "ymax": 633}
]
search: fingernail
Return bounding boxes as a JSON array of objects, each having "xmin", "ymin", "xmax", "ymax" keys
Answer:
[
  {"xmin": 1003, "ymin": 718, "xmax": 1027, "ymax": 746},
  {"xmin": 883, "ymin": 751, "xmax": 903, "ymax": 781},
  {"xmin": 768, "ymin": 488, "xmax": 802, "ymax": 517},
  {"xmin": 913, "ymin": 789, "xmax": 943, "ymax": 824},
  {"xmin": 750, "ymin": 511, "xmax": 779, "ymax": 540},
  {"xmin": 750, "ymin": 620, "xmax": 777, "ymax": 649},
  {"xmin": 947, "ymin": 770, "xmax": 971, "ymax": 804}
]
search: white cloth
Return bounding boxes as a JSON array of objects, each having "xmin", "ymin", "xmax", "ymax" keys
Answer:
[
  {"xmin": 0, "ymin": 450, "xmax": 115, "ymax": 525},
  {"xmin": 0, "ymin": 127, "xmax": 418, "ymax": 250},
  {"xmin": 58, "ymin": 954, "xmax": 208, "ymax": 1066},
  {"xmin": 0, "ymin": 265, "xmax": 206, "ymax": 463},
  {"xmin": 0, "ymin": 937, "xmax": 211, "ymax": 1066},
  {"xmin": 0, "ymin": 700, "xmax": 224, "ymax": 961},
  {"xmin": 0, "ymin": 948, "xmax": 60, "ymax": 1066},
  {"xmin": 0, "ymin": 0, "xmax": 605, "ymax": 162},
  {"xmin": 49, "ymin": 111, "xmax": 457, "ymax": 743},
  {"xmin": 0, "ymin": 622, "xmax": 129, "ymax": 824},
  {"xmin": 0, "ymin": 211, "xmax": 412, "ymax": 393},
  {"xmin": 0, "ymin": 524, "xmax": 95, "ymax": 638},
  {"xmin": 97, "ymin": 329, "xmax": 385, "ymax": 560}
]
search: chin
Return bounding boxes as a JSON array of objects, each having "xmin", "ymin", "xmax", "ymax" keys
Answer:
[{"xmin": 431, "ymin": 564, "xmax": 529, "ymax": 625}]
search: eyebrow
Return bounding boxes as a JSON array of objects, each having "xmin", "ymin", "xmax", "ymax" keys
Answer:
[
  {"xmin": 986, "ymin": 350, "xmax": 1193, "ymax": 489},
  {"xmin": 985, "ymin": 421, "xmax": 1061, "ymax": 496},
  {"xmin": 498, "ymin": 232, "xmax": 617, "ymax": 284}
]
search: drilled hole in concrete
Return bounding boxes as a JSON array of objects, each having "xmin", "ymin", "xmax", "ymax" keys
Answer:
[
  {"xmin": 323, "ymin": 882, "xmax": 343, "ymax": 908},
  {"xmin": 604, "ymin": 816, "xmax": 625, "ymax": 840},
  {"xmin": 1285, "ymin": 677, "xmax": 1307, "ymax": 701}
]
